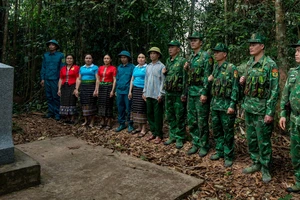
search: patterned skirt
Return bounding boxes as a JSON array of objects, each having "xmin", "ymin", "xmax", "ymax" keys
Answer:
[
  {"xmin": 80, "ymin": 82, "xmax": 97, "ymax": 116},
  {"xmin": 131, "ymin": 86, "xmax": 147, "ymax": 124},
  {"xmin": 60, "ymin": 83, "xmax": 77, "ymax": 115},
  {"xmin": 98, "ymin": 84, "xmax": 114, "ymax": 117}
]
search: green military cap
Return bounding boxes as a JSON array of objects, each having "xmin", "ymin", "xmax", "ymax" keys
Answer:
[
  {"xmin": 168, "ymin": 40, "xmax": 181, "ymax": 47},
  {"xmin": 248, "ymin": 33, "xmax": 266, "ymax": 44},
  {"xmin": 148, "ymin": 47, "xmax": 162, "ymax": 58},
  {"xmin": 188, "ymin": 32, "xmax": 204, "ymax": 40},
  {"xmin": 46, "ymin": 39, "xmax": 60, "ymax": 49},
  {"xmin": 291, "ymin": 40, "xmax": 300, "ymax": 48},
  {"xmin": 212, "ymin": 43, "xmax": 228, "ymax": 53}
]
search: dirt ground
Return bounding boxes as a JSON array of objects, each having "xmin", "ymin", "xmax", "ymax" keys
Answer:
[{"xmin": 12, "ymin": 113, "xmax": 300, "ymax": 200}]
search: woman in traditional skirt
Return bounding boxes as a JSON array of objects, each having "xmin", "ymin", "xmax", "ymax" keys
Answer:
[
  {"xmin": 74, "ymin": 54, "xmax": 98, "ymax": 127},
  {"xmin": 94, "ymin": 54, "xmax": 117, "ymax": 130},
  {"xmin": 128, "ymin": 53, "xmax": 148, "ymax": 137},
  {"xmin": 57, "ymin": 54, "xmax": 80, "ymax": 124}
]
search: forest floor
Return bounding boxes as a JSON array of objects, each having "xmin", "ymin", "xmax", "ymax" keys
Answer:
[{"xmin": 12, "ymin": 113, "xmax": 300, "ymax": 200}]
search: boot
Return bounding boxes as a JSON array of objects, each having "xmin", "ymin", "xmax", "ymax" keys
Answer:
[
  {"xmin": 210, "ymin": 153, "xmax": 223, "ymax": 160},
  {"xmin": 187, "ymin": 145, "xmax": 198, "ymax": 155},
  {"xmin": 286, "ymin": 183, "xmax": 300, "ymax": 193},
  {"xmin": 242, "ymin": 164, "xmax": 261, "ymax": 174},
  {"xmin": 261, "ymin": 167, "xmax": 272, "ymax": 183},
  {"xmin": 199, "ymin": 148, "xmax": 208, "ymax": 157},
  {"xmin": 175, "ymin": 140, "xmax": 184, "ymax": 149},
  {"xmin": 225, "ymin": 160, "xmax": 233, "ymax": 167},
  {"xmin": 164, "ymin": 138, "xmax": 175, "ymax": 145}
]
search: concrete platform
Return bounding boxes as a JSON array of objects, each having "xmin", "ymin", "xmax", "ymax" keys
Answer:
[
  {"xmin": 0, "ymin": 136, "xmax": 203, "ymax": 200},
  {"xmin": 0, "ymin": 148, "xmax": 40, "ymax": 195}
]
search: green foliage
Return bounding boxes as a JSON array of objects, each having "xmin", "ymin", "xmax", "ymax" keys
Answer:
[{"xmin": 278, "ymin": 194, "xmax": 293, "ymax": 200}]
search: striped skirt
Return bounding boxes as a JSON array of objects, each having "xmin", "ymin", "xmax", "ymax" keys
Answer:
[
  {"xmin": 59, "ymin": 83, "xmax": 77, "ymax": 115},
  {"xmin": 131, "ymin": 86, "xmax": 147, "ymax": 124},
  {"xmin": 79, "ymin": 82, "xmax": 97, "ymax": 116},
  {"xmin": 98, "ymin": 84, "xmax": 114, "ymax": 117}
]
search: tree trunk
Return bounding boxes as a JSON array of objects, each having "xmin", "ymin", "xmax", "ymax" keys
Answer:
[{"xmin": 275, "ymin": 0, "xmax": 287, "ymax": 87}]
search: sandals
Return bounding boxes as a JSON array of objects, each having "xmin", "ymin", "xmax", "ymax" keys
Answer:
[
  {"xmin": 132, "ymin": 129, "xmax": 141, "ymax": 134},
  {"xmin": 146, "ymin": 134, "xmax": 155, "ymax": 141},
  {"xmin": 104, "ymin": 126, "xmax": 111, "ymax": 131},
  {"xmin": 138, "ymin": 131, "xmax": 147, "ymax": 138},
  {"xmin": 153, "ymin": 137, "xmax": 162, "ymax": 144}
]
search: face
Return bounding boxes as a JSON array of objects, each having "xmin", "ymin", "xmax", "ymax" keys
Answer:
[
  {"xmin": 84, "ymin": 54, "xmax": 93, "ymax": 65},
  {"xmin": 168, "ymin": 46, "xmax": 180, "ymax": 57},
  {"xmin": 137, "ymin": 54, "xmax": 146, "ymax": 65},
  {"xmin": 249, "ymin": 43, "xmax": 264, "ymax": 56},
  {"xmin": 66, "ymin": 55, "xmax": 74, "ymax": 65},
  {"xmin": 189, "ymin": 39, "xmax": 202, "ymax": 50},
  {"xmin": 48, "ymin": 43, "xmax": 57, "ymax": 51},
  {"xmin": 295, "ymin": 47, "xmax": 300, "ymax": 63},
  {"xmin": 213, "ymin": 51, "xmax": 227, "ymax": 62},
  {"xmin": 120, "ymin": 56, "xmax": 129, "ymax": 64},
  {"xmin": 103, "ymin": 55, "xmax": 112, "ymax": 65},
  {"xmin": 150, "ymin": 52, "xmax": 160, "ymax": 61}
]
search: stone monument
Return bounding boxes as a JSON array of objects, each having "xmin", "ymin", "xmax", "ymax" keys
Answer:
[
  {"xmin": 0, "ymin": 63, "xmax": 40, "ymax": 195},
  {"xmin": 0, "ymin": 63, "xmax": 15, "ymax": 165}
]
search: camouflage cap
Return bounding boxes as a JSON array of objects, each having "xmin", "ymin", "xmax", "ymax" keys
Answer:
[
  {"xmin": 188, "ymin": 32, "xmax": 204, "ymax": 40},
  {"xmin": 212, "ymin": 43, "xmax": 228, "ymax": 53},
  {"xmin": 291, "ymin": 40, "xmax": 300, "ymax": 48},
  {"xmin": 248, "ymin": 33, "xmax": 266, "ymax": 44},
  {"xmin": 46, "ymin": 39, "xmax": 60, "ymax": 49},
  {"xmin": 168, "ymin": 40, "xmax": 181, "ymax": 47}
]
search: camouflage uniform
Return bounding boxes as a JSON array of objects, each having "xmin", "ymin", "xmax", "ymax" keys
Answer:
[
  {"xmin": 186, "ymin": 32, "xmax": 213, "ymax": 155},
  {"xmin": 242, "ymin": 34, "xmax": 279, "ymax": 180},
  {"xmin": 210, "ymin": 43, "xmax": 239, "ymax": 163},
  {"xmin": 164, "ymin": 41, "xmax": 187, "ymax": 145},
  {"xmin": 280, "ymin": 40, "xmax": 300, "ymax": 192}
]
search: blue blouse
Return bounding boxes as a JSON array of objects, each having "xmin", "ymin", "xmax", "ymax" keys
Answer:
[
  {"xmin": 132, "ymin": 64, "xmax": 147, "ymax": 88},
  {"xmin": 80, "ymin": 64, "xmax": 98, "ymax": 81}
]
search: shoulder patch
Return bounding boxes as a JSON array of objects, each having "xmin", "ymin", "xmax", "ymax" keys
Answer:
[{"xmin": 271, "ymin": 68, "xmax": 278, "ymax": 78}]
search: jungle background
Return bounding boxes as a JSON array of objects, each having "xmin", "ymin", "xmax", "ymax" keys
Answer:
[{"xmin": 1, "ymin": 0, "xmax": 300, "ymax": 199}]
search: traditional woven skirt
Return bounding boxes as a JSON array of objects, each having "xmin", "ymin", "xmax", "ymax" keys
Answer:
[
  {"xmin": 98, "ymin": 84, "xmax": 114, "ymax": 117},
  {"xmin": 131, "ymin": 86, "xmax": 147, "ymax": 124},
  {"xmin": 79, "ymin": 82, "xmax": 97, "ymax": 116},
  {"xmin": 59, "ymin": 83, "xmax": 77, "ymax": 115}
]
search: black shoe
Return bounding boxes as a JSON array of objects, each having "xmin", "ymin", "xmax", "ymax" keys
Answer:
[{"xmin": 286, "ymin": 184, "xmax": 300, "ymax": 193}]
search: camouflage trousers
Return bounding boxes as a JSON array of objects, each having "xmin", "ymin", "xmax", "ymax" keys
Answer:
[
  {"xmin": 245, "ymin": 111, "xmax": 273, "ymax": 168},
  {"xmin": 211, "ymin": 110, "xmax": 235, "ymax": 161},
  {"xmin": 290, "ymin": 120, "xmax": 300, "ymax": 184},
  {"xmin": 187, "ymin": 95, "xmax": 210, "ymax": 150},
  {"xmin": 165, "ymin": 94, "xmax": 186, "ymax": 141}
]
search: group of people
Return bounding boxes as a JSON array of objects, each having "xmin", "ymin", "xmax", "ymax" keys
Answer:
[{"xmin": 40, "ymin": 33, "xmax": 300, "ymax": 193}]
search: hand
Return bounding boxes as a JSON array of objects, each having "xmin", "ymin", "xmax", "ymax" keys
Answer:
[
  {"xmin": 239, "ymin": 76, "xmax": 245, "ymax": 85},
  {"xmin": 162, "ymin": 68, "xmax": 167, "ymax": 74},
  {"xmin": 74, "ymin": 89, "xmax": 79, "ymax": 98},
  {"xmin": 264, "ymin": 115, "xmax": 273, "ymax": 124},
  {"xmin": 184, "ymin": 62, "xmax": 190, "ymax": 70},
  {"xmin": 227, "ymin": 107, "xmax": 235, "ymax": 114},
  {"xmin": 208, "ymin": 75, "xmax": 214, "ymax": 82},
  {"xmin": 57, "ymin": 90, "xmax": 61, "ymax": 97},
  {"xmin": 93, "ymin": 90, "xmax": 98, "ymax": 97},
  {"xmin": 40, "ymin": 80, "xmax": 44, "ymax": 87},
  {"xmin": 157, "ymin": 96, "xmax": 162, "ymax": 103},
  {"xmin": 110, "ymin": 91, "xmax": 114, "ymax": 98},
  {"xmin": 142, "ymin": 94, "xmax": 146, "ymax": 101},
  {"xmin": 128, "ymin": 92, "xmax": 132, "ymax": 100},
  {"xmin": 181, "ymin": 95, "xmax": 187, "ymax": 102},
  {"xmin": 279, "ymin": 117, "xmax": 286, "ymax": 130},
  {"xmin": 200, "ymin": 95, "xmax": 207, "ymax": 104}
]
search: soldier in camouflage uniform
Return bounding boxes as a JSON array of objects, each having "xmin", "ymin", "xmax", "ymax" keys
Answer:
[
  {"xmin": 184, "ymin": 32, "xmax": 213, "ymax": 156},
  {"xmin": 163, "ymin": 40, "xmax": 187, "ymax": 149},
  {"xmin": 279, "ymin": 40, "xmax": 300, "ymax": 193},
  {"xmin": 240, "ymin": 33, "xmax": 279, "ymax": 183},
  {"xmin": 208, "ymin": 43, "xmax": 239, "ymax": 167}
]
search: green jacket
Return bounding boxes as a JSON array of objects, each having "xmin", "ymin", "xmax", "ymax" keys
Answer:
[
  {"xmin": 164, "ymin": 55, "xmax": 187, "ymax": 96},
  {"xmin": 186, "ymin": 49, "xmax": 213, "ymax": 97},
  {"xmin": 242, "ymin": 55, "xmax": 279, "ymax": 116},
  {"xmin": 280, "ymin": 66, "xmax": 300, "ymax": 124},
  {"xmin": 211, "ymin": 61, "xmax": 239, "ymax": 111}
]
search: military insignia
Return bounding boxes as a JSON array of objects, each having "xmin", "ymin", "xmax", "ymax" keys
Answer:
[
  {"xmin": 209, "ymin": 57, "xmax": 213, "ymax": 65},
  {"xmin": 272, "ymin": 68, "xmax": 278, "ymax": 77},
  {"xmin": 234, "ymin": 70, "xmax": 238, "ymax": 78}
]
